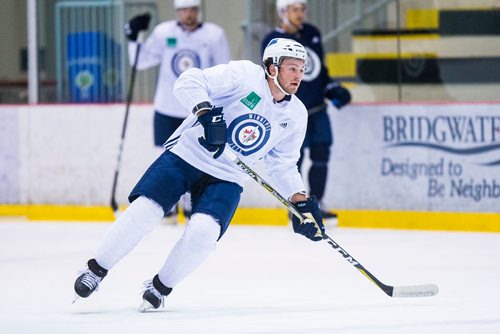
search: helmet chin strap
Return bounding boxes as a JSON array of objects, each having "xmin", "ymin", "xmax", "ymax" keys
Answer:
[
  {"xmin": 282, "ymin": 16, "xmax": 294, "ymax": 32},
  {"xmin": 281, "ymin": 13, "xmax": 302, "ymax": 34},
  {"xmin": 265, "ymin": 66, "xmax": 289, "ymax": 96}
]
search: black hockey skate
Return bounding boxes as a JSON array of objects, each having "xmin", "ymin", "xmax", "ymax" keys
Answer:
[
  {"xmin": 73, "ymin": 259, "xmax": 108, "ymax": 303},
  {"xmin": 321, "ymin": 210, "xmax": 337, "ymax": 219},
  {"xmin": 139, "ymin": 275, "xmax": 172, "ymax": 312},
  {"xmin": 182, "ymin": 208, "xmax": 191, "ymax": 223}
]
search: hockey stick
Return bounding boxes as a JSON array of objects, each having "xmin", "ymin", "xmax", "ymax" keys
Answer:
[
  {"xmin": 110, "ymin": 35, "xmax": 144, "ymax": 218},
  {"xmin": 223, "ymin": 149, "xmax": 439, "ymax": 298}
]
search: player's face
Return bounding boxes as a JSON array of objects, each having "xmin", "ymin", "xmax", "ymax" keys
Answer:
[
  {"xmin": 277, "ymin": 58, "xmax": 305, "ymax": 95},
  {"xmin": 286, "ymin": 3, "xmax": 306, "ymax": 27},
  {"xmin": 177, "ymin": 7, "xmax": 199, "ymax": 30}
]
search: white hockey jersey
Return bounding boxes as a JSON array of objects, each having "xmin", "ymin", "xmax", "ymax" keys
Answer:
[
  {"xmin": 168, "ymin": 60, "xmax": 308, "ymax": 200},
  {"xmin": 128, "ymin": 21, "xmax": 231, "ymax": 118}
]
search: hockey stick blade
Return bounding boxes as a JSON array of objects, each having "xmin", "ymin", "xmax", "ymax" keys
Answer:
[{"xmin": 392, "ymin": 284, "xmax": 439, "ymax": 298}]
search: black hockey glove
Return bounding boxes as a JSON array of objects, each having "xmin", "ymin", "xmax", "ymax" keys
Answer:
[
  {"xmin": 197, "ymin": 107, "xmax": 227, "ymax": 159},
  {"xmin": 124, "ymin": 13, "xmax": 151, "ymax": 41},
  {"xmin": 292, "ymin": 198, "xmax": 325, "ymax": 242},
  {"xmin": 325, "ymin": 80, "xmax": 351, "ymax": 109}
]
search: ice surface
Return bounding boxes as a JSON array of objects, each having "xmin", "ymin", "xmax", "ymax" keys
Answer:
[{"xmin": 0, "ymin": 221, "xmax": 499, "ymax": 334}]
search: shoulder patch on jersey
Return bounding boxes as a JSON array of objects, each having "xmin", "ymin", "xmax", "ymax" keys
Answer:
[
  {"xmin": 166, "ymin": 37, "xmax": 177, "ymax": 48},
  {"xmin": 240, "ymin": 92, "xmax": 262, "ymax": 110}
]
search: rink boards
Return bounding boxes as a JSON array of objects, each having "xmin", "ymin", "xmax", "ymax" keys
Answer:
[{"xmin": 0, "ymin": 103, "xmax": 499, "ymax": 231}]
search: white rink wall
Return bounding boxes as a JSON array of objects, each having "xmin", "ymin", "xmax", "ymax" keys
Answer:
[
  {"xmin": 0, "ymin": 104, "xmax": 278, "ymax": 208},
  {"xmin": 1, "ymin": 102, "xmax": 500, "ymax": 212},
  {"xmin": 0, "ymin": 104, "xmax": 153, "ymax": 206}
]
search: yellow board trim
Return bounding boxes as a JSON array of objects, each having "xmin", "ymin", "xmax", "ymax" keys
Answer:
[
  {"xmin": 326, "ymin": 53, "xmax": 357, "ymax": 77},
  {"xmin": 0, "ymin": 205, "xmax": 115, "ymax": 222},
  {"xmin": 337, "ymin": 210, "xmax": 500, "ymax": 232},
  {"xmin": 406, "ymin": 8, "xmax": 439, "ymax": 30},
  {"xmin": 356, "ymin": 52, "xmax": 437, "ymax": 59},
  {"xmin": 353, "ymin": 34, "xmax": 440, "ymax": 41},
  {"xmin": 1, "ymin": 205, "xmax": 499, "ymax": 232},
  {"xmin": 0, "ymin": 205, "xmax": 289, "ymax": 225}
]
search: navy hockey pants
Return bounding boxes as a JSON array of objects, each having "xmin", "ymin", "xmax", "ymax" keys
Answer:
[{"xmin": 129, "ymin": 150, "xmax": 242, "ymax": 237}]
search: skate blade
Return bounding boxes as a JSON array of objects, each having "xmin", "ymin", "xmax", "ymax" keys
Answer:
[
  {"xmin": 138, "ymin": 300, "xmax": 154, "ymax": 312},
  {"xmin": 72, "ymin": 294, "xmax": 81, "ymax": 304}
]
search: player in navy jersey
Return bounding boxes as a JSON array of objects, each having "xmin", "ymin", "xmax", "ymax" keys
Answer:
[
  {"xmin": 124, "ymin": 0, "xmax": 231, "ymax": 222},
  {"xmin": 73, "ymin": 38, "xmax": 325, "ymax": 312},
  {"xmin": 262, "ymin": 0, "xmax": 351, "ymax": 222}
]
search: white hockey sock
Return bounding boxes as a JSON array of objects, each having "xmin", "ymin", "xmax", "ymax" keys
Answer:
[
  {"xmin": 158, "ymin": 213, "xmax": 220, "ymax": 288},
  {"xmin": 94, "ymin": 196, "xmax": 164, "ymax": 269}
]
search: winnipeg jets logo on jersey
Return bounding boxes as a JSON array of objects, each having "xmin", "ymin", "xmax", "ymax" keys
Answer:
[
  {"xmin": 227, "ymin": 114, "xmax": 271, "ymax": 156},
  {"xmin": 172, "ymin": 49, "xmax": 201, "ymax": 77},
  {"xmin": 303, "ymin": 46, "xmax": 321, "ymax": 82},
  {"xmin": 242, "ymin": 127, "xmax": 258, "ymax": 143}
]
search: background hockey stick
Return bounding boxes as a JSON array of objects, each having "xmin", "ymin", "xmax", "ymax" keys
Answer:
[
  {"xmin": 110, "ymin": 34, "xmax": 144, "ymax": 218},
  {"xmin": 223, "ymin": 149, "xmax": 439, "ymax": 298}
]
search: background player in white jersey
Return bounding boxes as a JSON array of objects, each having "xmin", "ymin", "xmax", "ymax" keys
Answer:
[
  {"xmin": 73, "ymin": 38, "xmax": 325, "ymax": 312},
  {"xmin": 124, "ymin": 0, "xmax": 231, "ymax": 220}
]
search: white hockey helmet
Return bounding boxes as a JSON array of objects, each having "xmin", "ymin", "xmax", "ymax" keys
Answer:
[
  {"xmin": 262, "ymin": 38, "xmax": 307, "ymax": 96},
  {"xmin": 174, "ymin": 0, "xmax": 201, "ymax": 9},
  {"xmin": 262, "ymin": 38, "xmax": 307, "ymax": 66},
  {"xmin": 276, "ymin": 0, "xmax": 307, "ymax": 19}
]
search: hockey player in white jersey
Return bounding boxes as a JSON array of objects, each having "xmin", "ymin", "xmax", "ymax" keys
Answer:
[
  {"xmin": 73, "ymin": 38, "xmax": 325, "ymax": 311},
  {"xmin": 124, "ymin": 0, "xmax": 231, "ymax": 220}
]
